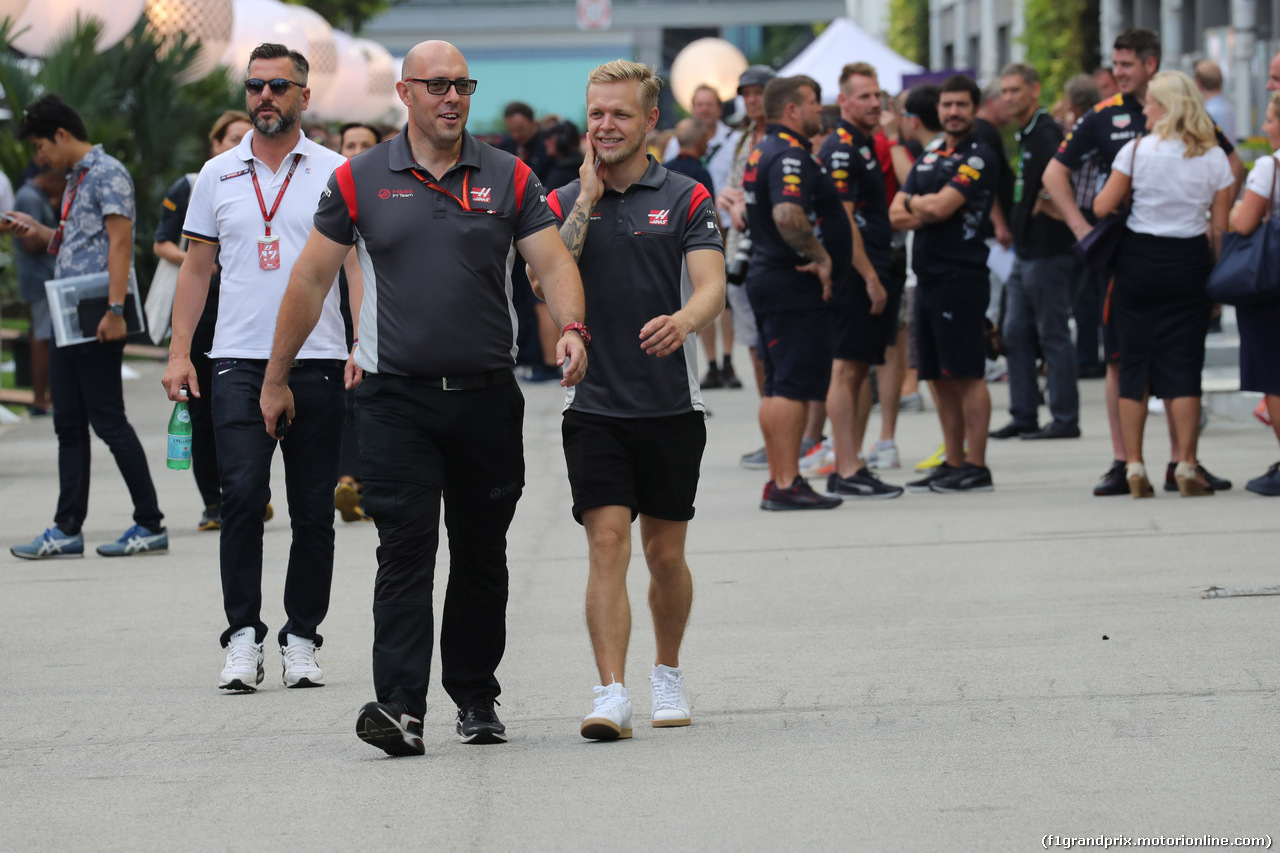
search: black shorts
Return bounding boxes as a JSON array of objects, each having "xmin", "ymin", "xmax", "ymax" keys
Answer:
[
  {"xmin": 756, "ymin": 308, "xmax": 833, "ymax": 401},
  {"xmin": 562, "ymin": 410, "xmax": 706, "ymax": 525},
  {"xmin": 914, "ymin": 272, "xmax": 988, "ymax": 381},
  {"xmin": 832, "ymin": 274, "xmax": 903, "ymax": 365}
]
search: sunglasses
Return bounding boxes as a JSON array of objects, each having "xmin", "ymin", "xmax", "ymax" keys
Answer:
[
  {"xmin": 405, "ymin": 77, "xmax": 478, "ymax": 96},
  {"xmin": 245, "ymin": 78, "xmax": 306, "ymax": 96}
]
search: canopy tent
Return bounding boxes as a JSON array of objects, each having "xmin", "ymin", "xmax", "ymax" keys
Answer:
[{"xmin": 779, "ymin": 18, "xmax": 923, "ymax": 101}]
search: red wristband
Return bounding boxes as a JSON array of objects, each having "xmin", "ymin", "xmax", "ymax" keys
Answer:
[{"xmin": 562, "ymin": 322, "xmax": 591, "ymax": 347}]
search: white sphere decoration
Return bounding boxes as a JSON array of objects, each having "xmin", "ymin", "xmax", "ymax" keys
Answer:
[
  {"xmin": 313, "ymin": 29, "xmax": 368, "ymax": 121},
  {"xmin": 144, "ymin": 0, "xmax": 233, "ymax": 82},
  {"xmin": 10, "ymin": 0, "xmax": 147, "ymax": 56},
  {"xmin": 0, "ymin": 0, "xmax": 32, "ymax": 27},
  {"xmin": 354, "ymin": 37, "xmax": 396, "ymax": 121},
  {"xmin": 220, "ymin": 0, "xmax": 303, "ymax": 81},
  {"xmin": 282, "ymin": 3, "xmax": 336, "ymax": 104},
  {"xmin": 669, "ymin": 38, "xmax": 749, "ymax": 114}
]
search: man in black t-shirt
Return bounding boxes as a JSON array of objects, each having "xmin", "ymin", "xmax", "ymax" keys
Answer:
[
  {"xmin": 1042, "ymin": 27, "xmax": 1241, "ymax": 497},
  {"xmin": 815, "ymin": 61, "xmax": 902, "ymax": 500},
  {"xmin": 991, "ymin": 62, "xmax": 1081, "ymax": 443},
  {"xmin": 890, "ymin": 74, "xmax": 997, "ymax": 494},
  {"xmin": 743, "ymin": 76, "xmax": 845, "ymax": 511}
]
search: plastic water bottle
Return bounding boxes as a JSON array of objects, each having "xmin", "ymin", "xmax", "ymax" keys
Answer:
[{"xmin": 167, "ymin": 389, "xmax": 192, "ymax": 470}]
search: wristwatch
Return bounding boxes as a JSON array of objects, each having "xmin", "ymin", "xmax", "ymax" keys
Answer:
[
  {"xmin": 108, "ymin": 302, "xmax": 125, "ymax": 316},
  {"xmin": 903, "ymin": 193, "xmax": 915, "ymax": 214},
  {"xmin": 562, "ymin": 322, "xmax": 591, "ymax": 347}
]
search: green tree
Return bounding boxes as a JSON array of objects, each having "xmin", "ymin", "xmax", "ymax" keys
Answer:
[
  {"xmin": 0, "ymin": 17, "xmax": 241, "ymax": 299},
  {"xmin": 889, "ymin": 0, "xmax": 930, "ymax": 66},
  {"xmin": 1020, "ymin": 0, "xmax": 1087, "ymax": 105},
  {"xmin": 283, "ymin": 0, "xmax": 390, "ymax": 34}
]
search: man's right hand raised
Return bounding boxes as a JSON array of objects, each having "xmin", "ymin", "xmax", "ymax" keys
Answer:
[
  {"xmin": 578, "ymin": 134, "xmax": 605, "ymax": 207},
  {"xmin": 162, "ymin": 355, "xmax": 199, "ymax": 401}
]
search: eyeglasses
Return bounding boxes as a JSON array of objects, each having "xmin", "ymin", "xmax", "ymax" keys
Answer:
[
  {"xmin": 405, "ymin": 78, "xmax": 478, "ymax": 96},
  {"xmin": 245, "ymin": 78, "xmax": 306, "ymax": 96}
]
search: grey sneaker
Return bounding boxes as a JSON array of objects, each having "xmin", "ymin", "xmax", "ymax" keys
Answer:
[
  {"xmin": 739, "ymin": 446, "xmax": 768, "ymax": 470},
  {"xmin": 11, "ymin": 526, "xmax": 84, "ymax": 560},
  {"xmin": 899, "ymin": 392, "xmax": 924, "ymax": 412},
  {"xmin": 96, "ymin": 524, "xmax": 168, "ymax": 557}
]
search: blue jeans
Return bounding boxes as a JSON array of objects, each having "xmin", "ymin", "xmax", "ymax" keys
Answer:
[
  {"xmin": 211, "ymin": 359, "xmax": 344, "ymax": 648},
  {"xmin": 1002, "ymin": 255, "xmax": 1080, "ymax": 430},
  {"xmin": 51, "ymin": 339, "xmax": 162, "ymax": 535}
]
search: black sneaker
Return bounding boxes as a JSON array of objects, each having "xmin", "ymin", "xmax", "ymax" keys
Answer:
[
  {"xmin": 357, "ymin": 701, "xmax": 425, "ymax": 757},
  {"xmin": 1021, "ymin": 423, "xmax": 1081, "ymax": 440},
  {"xmin": 760, "ymin": 476, "xmax": 842, "ymax": 510},
  {"xmin": 825, "ymin": 468, "xmax": 904, "ymax": 499},
  {"xmin": 457, "ymin": 696, "xmax": 507, "ymax": 744},
  {"xmin": 906, "ymin": 464, "xmax": 959, "ymax": 492},
  {"xmin": 1164, "ymin": 461, "xmax": 1231, "ymax": 493},
  {"xmin": 1246, "ymin": 462, "xmax": 1280, "ymax": 496},
  {"xmin": 989, "ymin": 421, "xmax": 1037, "ymax": 439},
  {"xmin": 197, "ymin": 505, "xmax": 221, "ymax": 531},
  {"xmin": 722, "ymin": 362, "xmax": 743, "ymax": 389},
  {"xmin": 700, "ymin": 364, "xmax": 723, "ymax": 389},
  {"xmin": 929, "ymin": 462, "xmax": 994, "ymax": 493},
  {"xmin": 1093, "ymin": 460, "xmax": 1128, "ymax": 496}
]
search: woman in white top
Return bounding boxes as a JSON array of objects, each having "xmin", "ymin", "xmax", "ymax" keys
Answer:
[
  {"xmin": 1094, "ymin": 70, "xmax": 1234, "ymax": 498},
  {"xmin": 1226, "ymin": 91, "xmax": 1280, "ymax": 496}
]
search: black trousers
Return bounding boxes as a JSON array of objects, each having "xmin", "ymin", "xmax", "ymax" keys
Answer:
[
  {"xmin": 356, "ymin": 373, "xmax": 525, "ymax": 719},
  {"xmin": 189, "ymin": 321, "xmax": 220, "ymax": 509},
  {"xmin": 51, "ymin": 338, "xmax": 163, "ymax": 535},
  {"xmin": 211, "ymin": 359, "xmax": 344, "ymax": 648}
]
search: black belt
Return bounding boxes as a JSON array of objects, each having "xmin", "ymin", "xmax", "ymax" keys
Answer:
[{"xmin": 427, "ymin": 367, "xmax": 514, "ymax": 391}]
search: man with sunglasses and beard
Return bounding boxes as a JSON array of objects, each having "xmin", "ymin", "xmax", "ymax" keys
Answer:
[
  {"xmin": 262, "ymin": 40, "xmax": 587, "ymax": 756},
  {"xmin": 162, "ymin": 43, "xmax": 361, "ymax": 694}
]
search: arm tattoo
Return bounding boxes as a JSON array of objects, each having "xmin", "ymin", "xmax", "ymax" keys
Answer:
[
  {"xmin": 558, "ymin": 196, "xmax": 594, "ymax": 262},
  {"xmin": 773, "ymin": 202, "xmax": 828, "ymax": 262}
]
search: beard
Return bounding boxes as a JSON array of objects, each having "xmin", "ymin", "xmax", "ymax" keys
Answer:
[
  {"xmin": 251, "ymin": 103, "xmax": 299, "ymax": 137},
  {"xmin": 594, "ymin": 132, "xmax": 645, "ymax": 166}
]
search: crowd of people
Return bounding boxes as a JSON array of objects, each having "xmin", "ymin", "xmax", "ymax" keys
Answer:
[{"xmin": 2, "ymin": 25, "xmax": 1279, "ymax": 754}]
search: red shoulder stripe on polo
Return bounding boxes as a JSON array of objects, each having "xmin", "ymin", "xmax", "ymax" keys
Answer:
[
  {"xmin": 687, "ymin": 181, "xmax": 712, "ymax": 224},
  {"xmin": 546, "ymin": 188, "xmax": 563, "ymax": 220},
  {"xmin": 335, "ymin": 160, "xmax": 357, "ymax": 224},
  {"xmin": 514, "ymin": 159, "xmax": 532, "ymax": 214}
]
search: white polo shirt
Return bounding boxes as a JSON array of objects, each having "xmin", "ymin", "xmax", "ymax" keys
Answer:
[{"xmin": 183, "ymin": 130, "xmax": 348, "ymax": 360}]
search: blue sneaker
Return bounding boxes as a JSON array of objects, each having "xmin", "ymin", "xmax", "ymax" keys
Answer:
[
  {"xmin": 96, "ymin": 524, "xmax": 168, "ymax": 557},
  {"xmin": 11, "ymin": 527, "xmax": 84, "ymax": 560}
]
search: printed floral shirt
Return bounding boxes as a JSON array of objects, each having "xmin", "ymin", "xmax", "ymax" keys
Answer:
[{"xmin": 54, "ymin": 144, "xmax": 134, "ymax": 279}]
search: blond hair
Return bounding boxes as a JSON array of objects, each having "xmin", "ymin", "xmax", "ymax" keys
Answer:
[
  {"xmin": 587, "ymin": 60, "xmax": 661, "ymax": 115},
  {"xmin": 839, "ymin": 62, "xmax": 877, "ymax": 88},
  {"xmin": 1146, "ymin": 70, "xmax": 1217, "ymax": 157}
]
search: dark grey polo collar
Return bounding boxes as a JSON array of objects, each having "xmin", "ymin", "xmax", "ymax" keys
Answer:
[{"xmin": 388, "ymin": 127, "xmax": 484, "ymax": 176}]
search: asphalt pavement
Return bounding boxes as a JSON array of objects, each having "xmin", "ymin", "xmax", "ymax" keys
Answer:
[{"xmin": 1, "ymin": 357, "xmax": 1277, "ymax": 851}]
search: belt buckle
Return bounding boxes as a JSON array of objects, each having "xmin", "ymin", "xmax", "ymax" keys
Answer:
[{"xmin": 442, "ymin": 376, "xmax": 461, "ymax": 391}]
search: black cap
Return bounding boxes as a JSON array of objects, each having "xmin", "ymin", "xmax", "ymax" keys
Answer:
[{"xmin": 737, "ymin": 65, "xmax": 776, "ymax": 94}]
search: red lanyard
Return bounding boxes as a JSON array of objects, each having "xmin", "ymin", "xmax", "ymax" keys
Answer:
[
  {"xmin": 47, "ymin": 170, "xmax": 87, "ymax": 257},
  {"xmin": 410, "ymin": 165, "xmax": 471, "ymax": 211},
  {"xmin": 248, "ymin": 154, "xmax": 302, "ymax": 236}
]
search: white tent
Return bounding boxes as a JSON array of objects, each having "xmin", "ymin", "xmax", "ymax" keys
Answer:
[{"xmin": 779, "ymin": 18, "xmax": 923, "ymax": 101}]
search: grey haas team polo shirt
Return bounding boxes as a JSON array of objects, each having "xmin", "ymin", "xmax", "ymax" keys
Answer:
[
  {"xmin": 548, "ymin": 156, "xmax": 723, "ymax": 418},
  {"xmin": 313, "ymin": 129, "xmax": 557, "ymax": 377}
]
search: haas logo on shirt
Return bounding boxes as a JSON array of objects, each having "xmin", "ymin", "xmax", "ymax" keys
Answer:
[
  {"xmin": 648, "ymin": 209, "xmax": 669, "ymax": 226},
  {"xmin": 471, "ymin": 187, "xmax": 492, "ymax": 204}
]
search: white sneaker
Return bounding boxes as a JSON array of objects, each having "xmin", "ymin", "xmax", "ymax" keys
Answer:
[
  {"xmin": 867, "ymin": 441, "xmax": 900, "ymax": 470},
  {"xmin": 219, "ymin": 627, "xmax": 264, "ymax": 692},
  {"xmin": 650, "ymin": 664, "xmax": 691, "ymax": 728},
  {"xmin": 799, "ymin": 438, "xmax": 835, "ymax": 478},
  {"xmin": 281, "ymin": 633, "xmax": 324, "ymax": 688},
  {"xmin": 581, "ymin": 682, "xmax": 633, "ymax": 740}
]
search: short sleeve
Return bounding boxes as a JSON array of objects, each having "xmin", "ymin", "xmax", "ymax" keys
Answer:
[
  {"xmin": 682, "ymin": 182, "xmax": 724, "ymax": 255},
  {"xmin": 1211, "ymin": 147, "xmax": 1234, "ymax": 191},
  {"xmin": 513, "ymin": 160, "xmax": 557, "ymax": 240},
  {"xmin": 182, "ymin": 163, "xmax": 221, "ymax": 244},
  {"xmin": 1110, "ymin": 139, "xmax": 1138, "ymax": 177},
  {"xmin": 947, "ymin": 148, "xmax": 997, "ymax": 200},
  {"xmin": 313, "ymin": 167, "xmax": 356, "ymax": 246},
  {"xmin": 768, "ymin": 150, "xmax": 821, "ymax": 213},
  {"xmin": 153, "ymin": 176, "xmax": 191, "ymax": 244},
  {"xmin": 1053, "ymin": 112, "xmax": 1098, "ymax": 170},
  {"xmin": 1245, "ymin": 155, "xmax": 1278, "ymax": 202},
  {"xmin": 96, "ymin": 162, "xmax": 135, "ymax": 221},
  {"xmin": 13, "ymin": 185, "xmax": 52, "ymax": 226}
]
